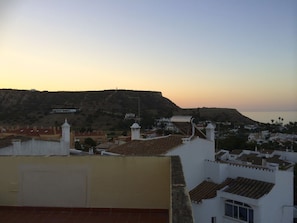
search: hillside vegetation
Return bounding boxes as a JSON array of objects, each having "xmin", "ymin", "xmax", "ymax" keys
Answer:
[{"xmin": 0, "ymin": 89, "xmax": 255, "ymax": 130}]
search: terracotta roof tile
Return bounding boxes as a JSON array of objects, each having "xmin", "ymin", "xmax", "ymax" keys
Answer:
[
  {"xmin": 237, "ymin": 154, "xmax": 292, "ymax": 169},
  {"xmin": 190, "ymin": 177, "xmax": 274, "ymax": 202},
  {"xmin": 190, "ymin": 178, "xmax": 232, "ymax": 203},
  {"xmin": 223, "ymin": 177, "xmax": 274, "ymax": 199},
  {"xmin": 267, "ymin": 155, "xmax": 292, "ymax": 169},
  {"xmin": 108, "ymin": 135, "xmax": 184, "ymax": 155},
  {"xmin": 2, "ymin": 128, "xmax": 62, "ymax": 137},
  {"xmin": 238, "ymin": 154, "xmax": 263, "ymax": 165}
]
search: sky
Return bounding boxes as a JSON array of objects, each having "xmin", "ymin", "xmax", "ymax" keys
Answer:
[{"xmin": 0, "ymin": 0, "xmax": 296, "ymax": 111}]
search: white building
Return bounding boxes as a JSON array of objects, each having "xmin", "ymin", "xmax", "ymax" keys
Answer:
[
  {"xmin": 190, "ymin": 160, "xmax": 293, "ymax": 223},
  {"xmin": 105, "ymin": 116, "xmax": 215, "ymax": 190},
  {"xmin": 104, "ymin": 116, "xmax": 294, "ymax": 222},
  {"xmin": 216, "ymin": 149, "xmax": 294, "ymax": 171},
  {"xmin": 0, "ymin": 120, "xmax": 71, "ymax": 156}
]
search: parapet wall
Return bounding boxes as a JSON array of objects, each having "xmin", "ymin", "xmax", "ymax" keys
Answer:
[
  {"xmin": 0, "ymin": 156, "xmax": 170, "ymax": 209},
  {"xmin": 204, "ymin": 160, "xmax": 276, "ymax": 183}
]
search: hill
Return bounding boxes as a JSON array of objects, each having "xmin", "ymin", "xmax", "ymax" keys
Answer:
[
  {"xmin": 0, "ymin": 89, "xmax": 256, "ymax": 130},
  {"xmin": 177, "ymin": 107, "xmax": 255, "ymax": 125}
]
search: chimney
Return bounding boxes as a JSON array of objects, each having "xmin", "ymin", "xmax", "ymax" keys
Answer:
[
  {"xmin": 62, "ymin": 119, "xmax": 70, "ymax": 143},
  {"xmin": 206, "ymin": 123, "xmax": 215, "ymax": 141},
  {"xmin": 130, "ymin": 122, "xmax": 141, "ymax": 140}
]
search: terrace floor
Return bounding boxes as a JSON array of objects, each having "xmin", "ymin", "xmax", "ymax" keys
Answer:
[{"xmin": 0, "ymin": 206, "xmax": 169, "ymax": 223}]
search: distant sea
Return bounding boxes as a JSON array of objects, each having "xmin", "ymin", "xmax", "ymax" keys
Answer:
[{"xmin": 240, "ymin": 111, "xmax": 297, "ymax": 124}]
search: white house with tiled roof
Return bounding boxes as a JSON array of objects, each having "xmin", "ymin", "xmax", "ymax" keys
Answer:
[
  {"xmin": 105, "ymin": 117, "xmax": 215, "ymax": 190},
  {"xmin": 105, "ymin": 117, "xmax": 294, "ymax": 222},
  {"xmin": 190, "ymin": 160, "xmax": 293, "ymax": 223}
]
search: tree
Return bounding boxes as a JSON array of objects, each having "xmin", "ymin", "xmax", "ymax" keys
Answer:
[
  {"xmin": 84, "ymin": 137, "xmax": 96, "ymax": 149},
  {"xmin": 75, "ymin": 141, "xmax": 82, "ymax": 150}
]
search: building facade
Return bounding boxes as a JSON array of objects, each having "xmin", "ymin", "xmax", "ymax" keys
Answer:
[{"xmin": 190, "ymin": 160, "xmax": 293, "ymax": 223}]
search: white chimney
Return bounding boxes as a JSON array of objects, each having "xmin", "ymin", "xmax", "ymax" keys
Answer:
[
  {"xmin": 206, "ymin": 123, "xmax": 215, "ymax": 141},
  {"xmin": 131, "ymin": 122, "xmax": 141, "ymax": 140},
  {"xmin": 62, "ymin": 119, "xmax": 70, "ymax": 143}
]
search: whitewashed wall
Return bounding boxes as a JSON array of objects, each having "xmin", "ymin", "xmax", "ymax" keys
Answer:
[
  {"xmin": 0, "ymin": 139, "xmax": 69, "ymax": 156},
  {"xmin": 201, "ymin": 160, "xmax": 293, "ymax": 223},
  {"xmin": 192, "ymin": 198, "xmax": 220, "ymax": 223},
  {"xmin": 204, "ymin": 160, "xmax": 276, "ymax": 184},
  {"xmin": 274, "ymin": 150, "xmax": 297, "ymax": 163},
  {"xmin": 258, "ymin": 170, "xmax": 293, "ymax": 223},
  {"xmin": 166, "ymin": 137, "xmax": 215, "ymax": 190}
]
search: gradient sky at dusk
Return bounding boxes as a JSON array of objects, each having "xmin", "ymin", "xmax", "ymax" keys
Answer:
[{"xmin": 0, "ymin": 0, "xmax": 296, "ymax": 111}]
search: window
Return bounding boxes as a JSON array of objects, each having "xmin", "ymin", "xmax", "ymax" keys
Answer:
[
  {"xmin": 211, "ymin": 217, "xmax": 216, "ymax": 223},
  {"xmin": 224, "ymin": 200, "xmax": 254, "ymax": 223}
]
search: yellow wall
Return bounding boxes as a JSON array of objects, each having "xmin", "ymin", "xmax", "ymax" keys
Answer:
[{"xmin": 0, "ymin": 156, "xmax": 170, "ymax": 209}]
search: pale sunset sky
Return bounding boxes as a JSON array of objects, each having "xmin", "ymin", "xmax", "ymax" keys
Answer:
[{"xmin": 0, "ymin": 0, "xmax": 296, "ymax": 111}]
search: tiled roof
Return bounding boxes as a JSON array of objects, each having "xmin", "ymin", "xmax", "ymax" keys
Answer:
[
  {"xmin": 1, "ymin": 128, "xmax": 62, "ymax": 137},
  {"xmin": 189, "ymin": 178, "xmax": 232, "ymax": 203},
  {"xmin": 190, "ymin": 177, "xmax": 274, "ymax": 203},
  {"xmin": 267, "ymin": 155, "xmax": 292, "ymax": 169},
  {"xmin": 108, "ymin": 135, "xmax": 184, "ymax": 155},
  {"xmin": 223, "ymin": 177, "xmax": 274, "ymax": 199},
  {"xmin": 237, "ymin": 154, "xmax": 292, "ymax": 169},
  {"xmin": 238, "ymin": 154, "xmax": 263, "ymax": 165}
]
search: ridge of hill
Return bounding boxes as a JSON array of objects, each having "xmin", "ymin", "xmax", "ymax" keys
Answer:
[{"xmin": 0, "ymin": 89, "xmax": 255, "ymax": 130}]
